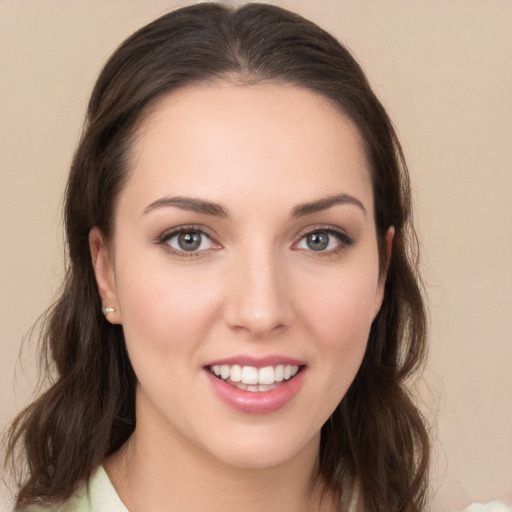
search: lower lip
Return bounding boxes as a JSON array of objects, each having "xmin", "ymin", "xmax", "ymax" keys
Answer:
[{"xmin": 205, "ymin": 369, "xmax": 306, "ymax": 415}]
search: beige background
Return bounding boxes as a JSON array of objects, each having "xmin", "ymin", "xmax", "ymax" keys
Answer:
[{"xmin": 1, "ymin": 1, "xmax": 511, "ymax": 511}]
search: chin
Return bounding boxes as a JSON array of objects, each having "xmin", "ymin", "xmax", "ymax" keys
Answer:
[{"xmin": 200, "ymin": 426, "xmax": 320, "ymax": 471}]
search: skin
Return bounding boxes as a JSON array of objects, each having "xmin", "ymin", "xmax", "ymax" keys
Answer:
[{"xmin": 90, "ymin": 83, "xmax": 393, "ymax": 512}]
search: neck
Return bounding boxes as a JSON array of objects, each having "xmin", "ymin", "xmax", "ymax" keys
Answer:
[{"xmin": 104, "ymin": 410, "xmax": 336, "ymax": 512}]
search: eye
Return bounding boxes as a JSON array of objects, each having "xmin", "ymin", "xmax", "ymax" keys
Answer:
[
  {"xmin": 295, "ymin": 228, "xmax": 354, "ymax": 253},
  {"xmin": 158, "ymin": 227, "xmax": 218, "ymax": 256}
]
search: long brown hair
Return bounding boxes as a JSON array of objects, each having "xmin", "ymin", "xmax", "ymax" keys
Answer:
[{"xmin": 4, "ymin": 3, "xmax": 429, "ymax": 511}]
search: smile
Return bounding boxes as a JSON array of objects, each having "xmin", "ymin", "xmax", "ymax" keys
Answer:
[
  {"xmin": 208, "ymin": 364, "xmax": 300, "ymax": 392},
  {"xmin": 204, "ymin": 358, "xmax": 307, "ymax": 414}
]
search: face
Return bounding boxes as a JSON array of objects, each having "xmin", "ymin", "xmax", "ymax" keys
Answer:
[{"xmin": 91, "ymin": 83, "xmax": 390, "ymax": 471}]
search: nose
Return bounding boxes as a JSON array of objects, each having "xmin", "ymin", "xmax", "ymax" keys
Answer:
[{"xmin": 224, "ymin": 246, "xmax": 293, "ymax": 338}]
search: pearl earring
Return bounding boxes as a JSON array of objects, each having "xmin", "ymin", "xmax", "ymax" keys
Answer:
[{"xmin": 102, "ymin": 305, "xmax": 115, "ymax": 317}]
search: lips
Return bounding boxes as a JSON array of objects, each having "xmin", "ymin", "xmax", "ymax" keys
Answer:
[{"xmin": 204, "ymin": 357, "xmax": 306, "ymax": 414}]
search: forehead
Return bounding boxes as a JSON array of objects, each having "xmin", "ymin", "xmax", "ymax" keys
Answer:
[{"xmin": 121, "ymin": 83, "xmax": 373, "ymax": 218}]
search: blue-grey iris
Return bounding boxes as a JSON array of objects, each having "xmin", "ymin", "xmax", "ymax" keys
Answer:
[
  {"xmin": 178, "ymin": 231, "xmax": 202, "ymax": 251},
  {"xmin": 306, "ymin": 232, "xmax": 329, "ymax": 251}
]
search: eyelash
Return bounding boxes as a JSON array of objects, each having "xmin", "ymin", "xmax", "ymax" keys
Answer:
[
  {"xmin": 156, "ymin": 225, "xmax": 219, "ymax": 258},
  {"xmin": 293, "ymin": 226, "xmax": 355, "ymax": 258},
  {"xmin": 155, "ymin": 224, "xmax": 355, "ymax": 258}
]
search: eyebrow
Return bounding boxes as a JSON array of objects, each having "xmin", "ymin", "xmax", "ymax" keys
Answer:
[
  {"xmin": 143, "ymin": 196, "xmax": 229, "ymax": 217},
  {"xmin": 142, "ymin": 193, "xmax": 365, "ymax": 219},
  {"xmin": 290, "ymin": 193, "xmax": 366, "ymax": 218}
]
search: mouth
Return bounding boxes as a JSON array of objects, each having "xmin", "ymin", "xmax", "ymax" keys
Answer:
[
  {"xmin": 206, "ymin": 364, "xmax": 304, "ymax": 392},
  {"xmin": 204, "ymin": 359, "xmax": 307, "ymax": 414}
]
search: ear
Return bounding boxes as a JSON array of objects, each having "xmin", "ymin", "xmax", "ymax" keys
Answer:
[
  {"xmin": 373, "ymin": 226, "xmax": 395, "ymax": 317},
  {"xmin": 89, "ymin": 227, "xmax": 122, "ymax": 324}
]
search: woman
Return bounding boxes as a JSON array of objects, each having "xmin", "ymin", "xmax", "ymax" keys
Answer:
[{"xmin": 4, "ymin": 3, "xmax": 429, "ymax": 511}]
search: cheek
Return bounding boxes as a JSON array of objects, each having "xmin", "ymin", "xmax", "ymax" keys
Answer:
[
  {"xmin": 114, "ymin": 263, "xmax": 226, "ymax": 421},
  {"xmin": 296, "ymin": 261, "xmax": 379, "ymax": 384},
  {"xmin": 114, "ymin": 257, "xmax": 222, "ymax": 365},
  {"xmin": 300, "ymin": 264, "xmax": 380, "ymax": 341}
]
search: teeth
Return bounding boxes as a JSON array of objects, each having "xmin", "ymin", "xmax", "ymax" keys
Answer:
[
  {"xmin": 241, "ymin": 366, "xmax": 258, "ymax": 384},
  {"xmin": 230, "ymin": 364, "xmax": 242, "ymax": 382},
  {"xmin": 258, "ymin": 366, "xmax": 274, "ymax": 384},
  {"xmin": 228, "ymin": 381, "xmax": 278, "ymax": 392},
  {"xmin": 220, "ymin": 365, "xmax": 230, "ymax": 380},
  {"xmin": 209, "ymin": 364, "xmax": 300, "ymax": 385}
]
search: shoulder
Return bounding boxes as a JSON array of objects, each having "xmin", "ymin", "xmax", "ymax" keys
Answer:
[{"xmin": 21, "ymin": 466, "xmax": 128, "ymax": 512}]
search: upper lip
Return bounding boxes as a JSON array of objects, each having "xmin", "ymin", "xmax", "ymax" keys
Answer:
[{"xmin": 203, "ymin": 355, "xmax": 306, "ymax": 368}]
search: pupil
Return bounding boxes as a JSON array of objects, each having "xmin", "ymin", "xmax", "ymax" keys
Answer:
[
  {"xmin": 178, "ymin": 231, "xmax": 201, "ymax": 251},
  {"xmin": 307, "ymin": 232, "xmax": 329, "ymax": 251}
]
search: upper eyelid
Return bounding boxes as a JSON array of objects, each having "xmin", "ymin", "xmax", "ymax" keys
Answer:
[
  {"xmin": 294, "ymin": 224, "xmax": 352, "ymax": 240},
  {"xmin": 157, "ymin": 224, "xmax": 219, "ymax": 243}
]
